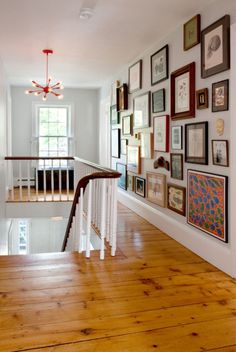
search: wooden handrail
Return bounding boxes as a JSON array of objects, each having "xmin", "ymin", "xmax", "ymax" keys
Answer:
[{"xmin": 5, "ymin": 156, "xmax": 74, "ymax": 160}]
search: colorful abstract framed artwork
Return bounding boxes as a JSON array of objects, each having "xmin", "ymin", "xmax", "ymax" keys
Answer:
[
  {"xmin": 187, "ymin": 170, "xmax": 228, "ymax": 242},
  {"xmin": 116, "ymin": 83, "xmax": 128, "ymax": 112},
  {"xmin": 110, "ymin": 105, "xmax": 120, "ymax": 125},
  {"xmin": 135, "ymin": 177, "xmax": 146, "ymax": 197},
  {"xmin": 167, "ymin": 183, "xmax": 186, "ymax": 216},
  {"xmin": 171, "ymin": 62, "xmax": 195, "ymax": 120},
  {"xmin": 151, "ymin": 44, "xmax": 169, "ymax": 86},
  {"xmin": 127, "ymin": 174, "xmax": 134, "ymax": 191},
  {"xmin": 116, "ymin": 163, "xmax": 127, "ymax": 190},
  {"xmin": 170, "ymin": 153, "xmax": 183, "ymax": 180},
  {"xmin": 196, "ymin": 88, "xmax": 209, "ymax": 110},
  {"xmin": 140, "ymin": 132, "xmax": 153, "ymax": 159},
  {"xmin": 128, "ymin": 60, "xmax": 142, "ymax": 93},
  {"xmin": 153, "ymin": 115, "xmax": 169, "ymax": 152},
  {"xmin": 185, "ymin": 121, "xmax": 208, "ymax": 165},
  {"xmin": 212, "ymin": 140, "xmax": 229, "ymax": 167},
  {"xmin": 212, "ymin": 79, "xmax": 229, "ymax": 112},
  {"xmin": 201, "ymin": 15, "xmax": 230, "ymax": 78},
  {"xmin": 183, "ymin": 14, "xmax": 201, "ymax": 51},
  {"xmin": 152, "ymin": 88, "xmax": 165, "ymax": 113},
  {"xmin": 127, "ymin": 145, "xmax": 141, "ymax": 174},
  {"xmin": 111, "ymin": 128, "xmax": 120, "ymax": 158},
  {"xmin": 111, "ymin": 80, "xmax": 120, "ymax": 106},
  {"xmin": 146, "ymin": 172, "xmax": 166, "ymax": 207},
  {"xmin": 122, "ymin": 114, "xmax": 133, "ymax": 136},
  {"xmin": 133, "ymin": 91, "xmax": 151, "ymax": 129},
  {"xmin": 171, "ymin": 125, "xmax": 182, "ymax": 150}
]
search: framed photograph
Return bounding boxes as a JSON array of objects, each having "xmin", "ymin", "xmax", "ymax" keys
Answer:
[
  {"xmin": 187, "ymin": 169, "xmax": 228, "ymax": 242},
  {"xmin": 127, "ymin": 174, "xmax": 134, "ymax": 191},
  {"xmin": 127, "ymin": 145, "xmax": 141, "ymax": 174},
  {"xmin": 122, "ymin": 114, "xmax": 133, "ymax": 136},
  {"xmin": 212, "ymin": 79, "xmax": 229, "ymax": 112},
  {"xmin": 110, "ymin": 105, "xmax": 119, "ymax": 125},
  {"xmin": 201, "ymin": 15, "xmax": 230, "ymax": 78},
  {"xmin": 116, "ymin": 163, "xmax": 127, "ymax": 190},
  {"xmin": 111, "ymin": 80, "xmax": 120, "ymax": 106},
  {"xmin": 196, "ymin": 88, "xmax": 208, "ymax": 110},
  {"xmin": 170, "ymin": 153, "xmax": 183, "ymax": 180},
  {"xmin": 152, "ymin": 88, "xmax": 165, "ymax": 113},
  {"xmin": 133, "ymin": 92, "xmax": 151, "ymax": 129},
  {"xmin": 167, "ymin": 184, "xmax": 186, "ymax": 216},
  {"xmin": 183, "ymin": 14, "xmax": 201, "ymax": 51},
  {"xmin": 140, "ymin": 133, "xmax": 153, "ymax": 159},
  {"xmin": 151, "ymin": 44, "xmax": 169, "ymax": 85},
  {"xmin": 212, "ymin": 140, "xmax": 229, "ymax": 167},
  {"xmin": 128, "ymin": 60, "xmax": 142, "ymax": 93},
  {"xmin": 146, "ymin": 172, "xmax": 166, "ymax": 207},
  {"xmin": 185, "ymin": 122, "xmax": 208, "ymax": 164},
  {"xmin": 111, "ymin": 129, "xmax": 121, "ymax": 158},
  {"xmin": 171, "ymin": 126, "xmax": 182, "ymax": 150},
  {"xmin": 120, "ymin": 139, "xmax": 128, "ymax": 156},
  {"xmin": 153, "ymin": 115, "xmax": 169, "ymax": 152},
  {"xmin": 135, "ymin": 177, "xmax": 146, "ymax": 197},
  {"xmin": 116, "ymin": 83, "xmax": 128, "ymax": 112},
  {"xmin": 171, "ymin": 62, "xmax": 195, "ymax": 120}
]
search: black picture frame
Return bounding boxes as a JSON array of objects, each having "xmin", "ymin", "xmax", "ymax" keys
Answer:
[
  {"xmin": 212, "ymin": 140, "xmax": 229, "ymax": 167},
  {"xmin": 151, "ymin": 44, "xmax": 169, "ymax": 86},
  {"xmin": 212, "ymin": 79, "xmax": 229, "ymax": 112},
  {"xmin": 152, "ymin": 88, "xmax": 165, "ymax": 113},
  {"xmin": 135, "ymin": 176, "xmax": 146, "ymax": 197},
  {"xmin": 110, "ymin": 105, "xmax": 120, "ymax": 125},
  {"xmin": 171, "ymin": 125, "xmax": 183, "ymax": 150},
  {"xmin": 111, "ymin": 128, "xmax": 121, "ymax": 158},
  {"xmin": 170, "ymin": 153, "xmax": 183, "ymax": 180},
  {"xmin": 185, "ymin": 121, "xmax": 208, "ymax": 164}
]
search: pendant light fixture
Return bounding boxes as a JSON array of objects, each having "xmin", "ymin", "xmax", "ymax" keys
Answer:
[{"xmin": 25, "ymin": 49, "xmax": 64, "ymax": 101}]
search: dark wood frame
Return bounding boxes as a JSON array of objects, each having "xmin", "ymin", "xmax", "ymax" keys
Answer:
[
  {"xmin": 111, "ymin": 128, "xmax": 121, "ymax": 158},
  {"xmin": 122, "ymin": 114, "xmax": 133, "ymax": 136},
  {"xmin": 120, "ymin": 139, "xmax": 128, "ymax": 156},
  {"xmin": 167, "ymin": 183, "xmax": 186, "ymax": 216},
  {"xmin": 153, "ymin": 115, "xmax": 169, "ymax": 152},
  {"xmin": 110, "ymin": 105, "xmax": 120, "ymax": 125},
  {"xmin": 171, "ymin": 125, "xmax": 183, "ymax": 150},
  {"xmin": 116, "ymin": 162, "xmax": 127, "ymax": 190},
  {"xmin": 212, "ymin": 79, "xmax": 229, "ymax": 112},
  {"xmin": 183, "ymin": 14, "xmax": 201, "ymax": 51},
  {"xmin": 196, "ymin": 88, "xmax": 208, "ymax": 109},
  {"xmin": 201, "ymin": 15, "xmax": 230, "ymax": 78},
  {"xmin": 151, "ymin": 44, "xmax": 169, "ymax": 86},
  {"xmin": 185, "ymin": 121, "xmax": 208, "ymax": 164},
  {"xmin": 135, "ymin": 176, "xmax": 146, "ymax": 197},
  {"xmin": 212, "ymin": 140, "xmax": 229, "ymax": 167},
  {"xmin": 133, "ymin": 91, "xmax": 151, "ymax": 129},
  {"xmin": 170, "ymin": 153, "xmax": 183, "ymax": 180},
  {"xmin": 116, "ymin": 83, "xmax": 128, "ymax": 112},
  {"xmin": 128, "ymin": 60, "xmax": 142, "ymax": 93},
  {"xmin": 171, "ymin": 62, "xmax": 195, "ymax": 120},
  {"xmin": 127, "ymin": 145, "xmax": 141, "ymax": 174},
  {"xmin": 152, "ymin": 88, "xmax": 165, "ymax": 113}
]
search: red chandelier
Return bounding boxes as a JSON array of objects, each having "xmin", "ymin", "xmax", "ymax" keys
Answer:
[{"xmin": 25, "ymin": 49, "xmax": 64, "ymax": 101}]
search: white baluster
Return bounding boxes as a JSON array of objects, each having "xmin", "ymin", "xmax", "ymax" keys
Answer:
[
  {"xmin": 43, "ymin": 159, "xmax": 46, "ymax": 201},
  {"xmin": 85, "ymin": 180, "xmax": 92, "ymax": 258},
  {"xmin": 27, "ymin": 160, "xmax": 31, "ymax": 201},
  {"xmin": 51, "ymin": 159, "xmax": 54, "ymax": 201},
  {"xmin": 106, "ymin": 180, "xmax": 111, "ymax": 242},
  {"xmin": 66, "ymin": 160, "xmax": 69, "ymax": 201},
  {"xmin": 78, "ymin": 188, "xmax": 84, "ymax": 253},
  {"xmin": 59, "ymin": 159, "xmax": 62, "ymax": 201},
  {"xmin": 100, "ymin": 179, "xmax": 107, "ymax": 260},
  {"xmin": 35, "ymin": 161, "xmax": 39, "ymax": 201},
  {"xmin": 11, "ymin": 160, "xmax": 14, "ymax": 201},
  {"xmin": 19, "ymin": 160, "xmax": 22, "ymax": 201},
  {"xmin": 111, "ymin": 179, "xmax": 118, "ymax": 256}
]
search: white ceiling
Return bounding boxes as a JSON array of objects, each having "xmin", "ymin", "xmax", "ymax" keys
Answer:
[{"xmin": 0, "ymin": 0, "xmax": 212, "ymax": 88}]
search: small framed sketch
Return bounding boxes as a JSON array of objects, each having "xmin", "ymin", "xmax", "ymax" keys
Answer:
[
  {"xmin": 127, "ymin": 145, "xmax": 141, "ymax": 174},
  {"xmin": 122, "ymin": 114, "xmax": 133, "ymax": 136},
  {"xmin": 116, "ymin": 163, "xmax": 127, "ymax": 190},
  {"xmin": 111, "ymin": 129, "xmax": 121, "ymax": 158},
  {"xmin": 183, "ymin": 14, "xmax": 201, "ymax": 51},
  {"xmin": 146, "ymin": 172, "xmax": 166, "ymax": 207},
  {"xmin": 127, "ymin": 174, "xmax": 134, "ymax": 191},
  {"xmin": 111, "ymin": 80, "xmax": 120, "ymax": 106},
  {"xmin": 116, "ymin": 83, "xmax": 128, "ymax": 112},
  {"xmin": 187, "ymin": 170, "xmax": 228, "ymax": 242},
  {"xmin": 171, "ymin": 62, "xmax": 195, "ymax": 120},
  {"xmin": 171, "ymin": 126, "xmax": 182, "ymax": 150},
  {"xmin": 153, "ymin": 115, "xmax": 169, "ymax": 152},
  {"xmin": 185, "ymin": 121, "xmax": 208, "ymax": 164},
  {"xmin": 201, "ymin": 15, "xmax": 230, "ymax": 78},
  {"xmin": 110, "ymin": 105, "xmax": 119, "ymax": 125},
  {"xmin": 140, "ymin": 133, "xmax": 153, "ymax": 159},
  {"xmin": 133, "ymin": 92, "xmax": 151, "ymax": 129},
  {"xmin": 212, "ymin": 140, "xmax": 229, "ymax": 167},
  {"xmin": 212, "ymin": 79, "xmax": 229, "ymax": 112},
  {"xmin": 135, "ymin": 177, "xmax": 146, "ymax": 197},
  {"xmin": 167, "ymin": 184, "xmax": 186, "ymax": 216},
  {"xmin": 152, "ymin": 88, "xmax": 165, "ymax": 113},
  {"xmin": 170, "ymin": 153, "xmax": 183, "ymax": 180},
  {"xmin": 128, "ymin": 60, "xmax": 142, "ymax": 93},
  {"xmin": 120, "ymin": 139, "xmax": 128, "ymax": 155},
  {"xmin": 151, "ymin": 44, "xmax": 169, "ymax": 85},
  {"xmin": 196, "ymin": 88, "xmax": 208, "ymax": 109}
]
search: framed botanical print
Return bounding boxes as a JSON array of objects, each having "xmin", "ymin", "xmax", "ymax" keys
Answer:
[
  {"xmin": 122, "ymin": 114, "xmax": 133, "ymax": 136},
  {"xmin": 116, "ymin": 163, "xmax": 127, "ymax": 190},
  {"xmin": 146, "ymin": 172, "xmax": 166, "ymax": 207},
  {"xmin": 110, "ymin": 105, "xmax": 119, "ymax": 125},
  {"xmin": 212, "ymin": 79, "xmax": 229, "ymax": 112},
  {"xmin": 135, "ymin": 177, "xmax": 146, "ymax": 197},
  {"xmin": 128, "ymin": 60, "xmax": 142, "ymax": 93},
  {"xmin": 171, "ymin": 126, "xmax": 182, "ymax": 150},
  {"xmin": 127, "ymin": 174, "xmax": 134, "ymax": 191},
  {"xmin": 183, "ymin": 14, "xmax": 201, "ymax": 51},
  {"xmin": 170, "ymin": 153, "xmax": 183, "ymax": 180},
  {"xmin": 151, "ymin": 45, "xmax": 169, "ymax": 85},
  {"xmin": 201, "ymin": 15, "xmax": 230, "ymax": 78},
  {"xmin": 111, "ymin": 129, "xmax": 120, "ymax": 158},
  {"xmin": 196, "ymin": 88, "xmax": 208, "ymax": 109},
  {"xmin": 152, "ymin": 88, "xmax": 165, "ymax": 113},
  {"xmin": 212, "ymin": 140, "xmax": 229, "ymax": 167},
  {"xmin": 187, "ymin": 169, "xmax": 228, "ymax": 242},
  {"xmin": 185, "ymin": 121, "xmax": 208, "ymax": 164},
  {"xmin": 127, "ymin": 145, "xmax": 141, "ymax": 174},
  {"xmin": 153, "ymin": 115, "xmax": 169, "ymax": 152},
  {"xmin": 111, "ymin": 80, "xmax": 120, "ymax": 106},
  {"xmin": 133, "ymin": 92, "xmax": 151, "ymax": 129},
  {"xmin": 120, "ymin": 139, "xmax": 128, "ymax": 155},
  {"xmin": 167, "ymin": 184, "xmax": 186, "ymax": 216},
  {"xmin": 140, "ymin": 133, "xmax": 153, "ymax": 159},
  {"xmin": 116, "ymin": 83, "xmax": 128, "ymax": 112}
]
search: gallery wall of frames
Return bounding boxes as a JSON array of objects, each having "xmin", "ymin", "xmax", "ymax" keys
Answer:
[{"xmin": 109, "ymin": 12, "xmax": 231, "ymax": 245}]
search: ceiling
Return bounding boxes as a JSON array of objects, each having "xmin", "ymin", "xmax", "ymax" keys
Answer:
[{"xmin": 0, "ymin": 0, "xmax": 213, "ymax": 88}]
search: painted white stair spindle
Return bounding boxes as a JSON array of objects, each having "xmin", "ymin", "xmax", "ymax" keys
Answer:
[{"xmin": 85, "ymin": 180, "xmax": 93, "ymax": 258}]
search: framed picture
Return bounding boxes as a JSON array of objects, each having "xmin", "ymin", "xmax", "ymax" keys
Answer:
[
  {"xmin": 111, "ymin": 80, "xmax": 120, "ymax": 106},
  {"xmin": 152, "ymin": 88, "xmax": 165, "ymax": 113},
  {"xmin": 133, "ymin": 92, "xmax": 151, "ymax": 129},
  {"xmin": 196, "ymin": 88, "xmax": 208, "ymax": 110},
  {"xmin": 116, "ymin": 83, "xmax": 128, "ymax": 112},
  {"xmin": 187, "ymin": 169, "xmax": 228, "ymax": 242},
  {"xmin": 167, "ymin": 184, "xmax": 186, "ymax": 216},
  {"xmin": 170, "ymin": 153, "xmax": 183, "ymax": 180},
  {"xmin": 212, "ymin": 79, "xmax": 229, "ymax": 112},
  {"xmin": 110, "ymin": 105, "xmax": 119, "ymax": 125},
  {"xmin": 111, "ymin": 129, "xmax": 120, "ymax": 158},
  {"xmin": 116, "ymin": 163, "xmax": 127, "ymax": 190},
  {"xmin": 183, "ymin": 14, "xmax": 201, "ymax": 51},
  {"xmin": 146, "ymin": 172, "xmax": 166, "ymax": 207},
  {"xmin": 171, "ymin": 62, "xmax": 195, "ymax": 120},
  {"xmin": 127, "ymin": 174, "xmax": 134, "ymax": 191},
  {"xmin": 185, "ymin": 122, "xmax": 208, "ymax": 164},
  {"xmin": 135, "ymin": 177, "xmax": 146, "ymax": 197},
  {"xmin": 171, "ymin": 126, "xmax": 182, "ymax": 150},
  {"xmin": 120, "ymin": 139, "xmax": 128, "ymax": 156},
  {"xmin": 212, "ymin": 140, "xmax": 229, "ymax": 167},
  {"xmin": 128, "ymin": 60, "xmax": 142, "ymax": 93},
  {"xmin": 151, "ymin": 44, "xmax": 169, "ymax": 85},
  {"xmin": 140, "ymin": 133, "xmax": 153, "ymax": 159},
  {"xmin": 127, "ymin": 145, "xmax": 141, "ymax": 174},
  {"xmin": 153, "ymin": 115, "xmax": 169, "ymax": 152},
  {"xmin": 122, "ymin": 114, "xmax": 133, "ymax": 136},
  {"xmin": 201, "ymin": 15, "xmax": 230, "ymax": 78}
]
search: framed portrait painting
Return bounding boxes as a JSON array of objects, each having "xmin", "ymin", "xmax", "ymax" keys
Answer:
[
  {"xmin": 111, "ymin": 129, "xmax": 120, "ymax": 158},
  {"xmin": 128, "ymin": 60, "xmax": 142, "ymax": 93},
  {"xmin": 153, "ymin": 115, "xmax": 169, "ymax": 152},
  {"xmin": 151, "ymin": 45, "xmax": 169, "ymax": 86},
  {"xmin": 152, "ymin": 88, "xmax": 165, "ymax": 113},
  {"xmin": 116, "ymin": 163, "xmax": 127, "ymax": 190},
  {"xmin": 185, "ymin": 121, "xmax": 208, "ymax": 164},
  {"xmin": 183, "ymin": 14, "xmax": 201, "ymax": 51},
  {"xmin": 167, "ymin": 184, "xmax": 186, "ymax": 216},
  {"xmin": 127, "ymin": 145, "xmax": 141, "ymax": 174},
  {"xmin": 146, "ymin": 172, "xmax": 166, "ymax": 207},
  {"xmin": 187, "ymin": 169, "xmax": 228, "ymax": 242},
  {"xmin": 212, "ymin": 79, "xmax": 229, "ymax": 112},
  {"xmin": 135, "ymin": 177, "xmax": 146, "ymax": 197},
  {"xmin": 133, "ymin": 92, "xmax": 151, "ymax": 129},
  {"xmin": 171, "ymin": 126, "xmax": 182, "ymax": 150},
  {"xmin": 212, "ymin": 140, "xmax": 229, "ymax": 167},
  {"xmin": 170, "ymin": 153, "xmax": 183, "ymax": 180}
]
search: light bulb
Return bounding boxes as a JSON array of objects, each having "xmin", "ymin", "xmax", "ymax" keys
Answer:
[
  {"xmin": 58, "ymin": 94, "xmax": 63, "ymax": 100},
  {"xmin": 25, "ymin": 90, "xmax": 30, "ymax": 95},
  {"xmin": 60, "ymin": 85, "xmax": 64, "ymax": 90},
  {"xmin": 42, "ymin": 95, "xmax": 47, "ymax": 101}
]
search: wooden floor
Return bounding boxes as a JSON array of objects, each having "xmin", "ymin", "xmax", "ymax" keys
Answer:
[{"xmin": 0, "ymin": 203, "xmax": 236, "ymax": 352}]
